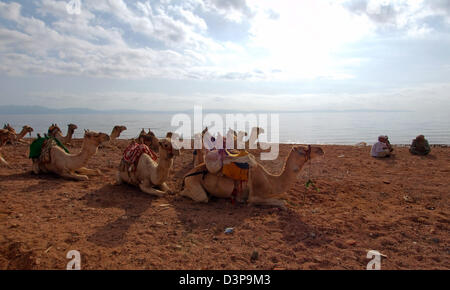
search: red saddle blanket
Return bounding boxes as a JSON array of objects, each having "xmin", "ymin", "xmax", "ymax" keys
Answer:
[{"xmin": 122, "ymin": 142, "xmax": 157, "ymax": 166}]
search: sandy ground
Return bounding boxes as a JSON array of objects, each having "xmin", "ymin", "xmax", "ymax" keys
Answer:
[{"xmin": 0, "ymin": 139, "xmax": 449, "ymax": 270}]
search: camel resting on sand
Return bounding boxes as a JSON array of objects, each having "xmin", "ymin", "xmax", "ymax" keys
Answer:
[
  {"xmin": 32, "ymin": 130, "xmax": 110, "ymax": 181},
  {"xmin": 0, "ymin": 129, "xmax": 15, "ymax": 167},
  {"xmin": 3, "ymin": 124, "xmax": 33, "ymax": 144},
  {"xmin": 56, "ymin": 124, "xmax": 78, "ymax": 146},
  {"xmin": 181, "ymin": 145, "xmax": 324, "ymax": 208},
  {"xmin": 15, "ymin": 125, "xmax": 34, "ymax": 144},
  {"xmin": 116, "ymin": 138, "xmax": 179, "ymax": 196}
]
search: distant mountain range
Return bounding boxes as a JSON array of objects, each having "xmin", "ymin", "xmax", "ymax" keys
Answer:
[
  {"xmin": 0, "ymin": 105, "xmax": 183, "ymax": 115},
  {"xmin": 0, "ymin": 105, "xmax": 411, "ymax": 115}
]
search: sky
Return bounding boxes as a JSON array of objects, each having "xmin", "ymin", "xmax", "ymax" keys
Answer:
[{"xmin": 0, "ymin": 0, "xmax": 449, "ymax": 112}]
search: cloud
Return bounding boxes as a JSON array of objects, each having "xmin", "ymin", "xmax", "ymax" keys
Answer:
[
  {"xmin": 204, "ymin": 0, "xmax": 253, "ymax": 23},
  {"xmin": 0, "ymin": 0, "xmax": 449, "ymax": 85},
  {"xmin": 343, "ymin": 0, "xmax": 450, "ymax": 35}
]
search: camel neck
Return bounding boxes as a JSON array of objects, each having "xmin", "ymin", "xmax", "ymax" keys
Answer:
[
  {"xmin": 153, "ymin": 151, "xmax": 173, "ymax": 185},
  {"xmin": 66, "ymin": 140, "xmax": 98, "ymax": 170},
  {"xmin": 66, "ymin": 128, "xmax": 75, "ymax": 141},
  {"xmin": 275, "ymin": 150, "xmax": 306, "ymax": 193},
  {"xmin": 17, "ymin": 129, "xmax": 28, "ymax": 139},
  {"xmin": 110, "ymin": 130, "xmax": 120, "ymax": 140}
]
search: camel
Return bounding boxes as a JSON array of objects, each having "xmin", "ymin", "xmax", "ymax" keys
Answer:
[
  {"xmin": 3, "ymin": 124, "xmax": 17, "ymax": 144},
  {"xmin": 3, "ymin": 124, "xmax": 33, "ymax": 144},
  {"xmin": 0, "ymin": 129, "xmax": 15, "ymax": 167},
  {"xmin": 0, "ymin": 128, "xmax": 16, "ymax": 145},
  {"xmin": 31, "ymin": 130, "xmax": 110, "ymax": 181},
  {"xmin": 14, "ymin": 125, "xmax": 34, "ymax": 144},
  {"xmin": 56, "ymin": 124, "xmax": 78, "ymax": 145},
  {"xmin": 180, "ymin": 145, "xmax": 324, "ymax": 208},
  {"xmin": 137, "ymin": 128, "xmax": 159, "ymax": 152},
  {"xmin": 110, "ymin": 125, "xmax": 127, "ymax": 140},
  {"xmin": 116, "ymin": 138, "xmax": 180, "ymax": 196},
  {"xmin": 0, "ymin": 124, "xmax": 17, "ymax": 146},
  {"xmin": 48, "ymin": 124, "xmax": 63, "ymax": 138}
]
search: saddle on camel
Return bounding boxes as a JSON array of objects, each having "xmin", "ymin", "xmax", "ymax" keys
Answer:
[
  {"xmin": 29, "ymin": 134, "xmax": 69, "ymax": 163},
  {"xmin": 185, "ymin": 136, "xmax": 255, "ymax": 203},
  {"xmin": 119, "ymin": 134, "xmax": 158, "ymax": 184}
]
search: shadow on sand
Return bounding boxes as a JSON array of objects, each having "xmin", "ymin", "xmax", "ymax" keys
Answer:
[
  {"xmin": 169, "ymin": 195, "xmax": 327, "ymax": 248},
  {"xmin": 82, "ymin": 184, "xmax": 156, "ymax": 248}
]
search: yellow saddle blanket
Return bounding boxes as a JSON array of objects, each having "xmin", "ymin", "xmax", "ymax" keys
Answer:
[{"xmin": 222, "ymin": 162, "xmax": 249, "ymax": 181}]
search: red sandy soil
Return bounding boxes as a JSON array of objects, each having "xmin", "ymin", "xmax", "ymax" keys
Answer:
[{"xmin": 0, "ymin": 140, "xmax": 449, "ymax": 270}]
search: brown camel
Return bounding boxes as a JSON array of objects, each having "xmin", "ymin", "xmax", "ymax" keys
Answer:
[
  {"xmin": 0, "ymin": 129, "xmax": 15, "ymax": 167},
  {"xmin": 56, "ymin": 124, "xmax": 78, "ymax": 145},
  {"xmin": 15, "ymin": 125, "xmax": 34, "ymax": 144},
  {"xmin": 181, "ymin": 145, "xmax": 324, "ymax": 208},
  {"xmin": 3, "ymin": 124, "xmax": 17, "ymax": 144},
  {"xmin": 110, "ymin": 125, "xmax": 127, "ymax": 140},
  {"xmin": 32, "ymin": 130, "xmax": 110, "ymax": 181},
  {"xmin": 48, "ymin": 124, "xmax": 63, "ymax": 138},
  {"xmin": 116, "ymin": 138, "xmax": 180, "ymax": 196},
  {"xmin": 3, "ymin": 124, "xmax": 33, "ymax": 144},
  {"xmin": 137, "ymin": 129, "xmax": 159, "ymax": 152}
]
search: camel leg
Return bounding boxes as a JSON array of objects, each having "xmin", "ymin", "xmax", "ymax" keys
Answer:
[
  {"xmin": 248, "ymin": 196, "xmax": 286, "ymax": 209},
  {"xmin": 179, "ymin": 175, "xmax": 209, "ymax": 203},
  {"xmin": 76, "ymin": 167, "xmax": 102, "ymax": 176},
  {"xmin": 139, "ymin": 180, "xmax": 166, "ymax": 197},
  {"xmin": 32, "ymin": 160, "xmax": 40, "ymax": 174},
  {"xmin": 60, "ymin": 170, "xmax": 89, "ymax": 181},
  {"xmin": 159, "ymin": 182, "xmax": 173, "ymax": 194},
  {"xmin": 115, "ymin": 172, "xmax": 124, "ymax": 185}
]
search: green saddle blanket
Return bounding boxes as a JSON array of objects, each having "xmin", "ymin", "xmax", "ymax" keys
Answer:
[{"xmin": 29, "ymin": 136, "xmax": 69, "ymax": 159}]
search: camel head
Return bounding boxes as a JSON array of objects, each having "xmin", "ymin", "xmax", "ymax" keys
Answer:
[
  {"xmin": 114, "ymin": 125, "xmax": 127, "ymax": 133},
  {"xmin": 68, "ymin": 124, "xmax": 78, "ymax": 131},
  {"xmin": 147, "ymin": 129, "xmax": 156, "ymax": 137},
  {"xmin": 158, "ymin": 138, "xmax": 180, "ymax": 159},
  {"xmin": 293, "ymin": 145, "xmax": 324, "ymax": 162},
  {"xmin": 23, "ymin": 125, "xmax": 34, "ymax": 136},
  {"xmin": 84, "ymin": 130, "xmax": 110, "ymax": 145},
  {"xmin": 48, "ymin": 124, "xmax": 62, "ymax": 137}
]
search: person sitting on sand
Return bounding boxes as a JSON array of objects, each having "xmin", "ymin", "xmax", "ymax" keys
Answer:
[
  {"xmin": 384, "ymin": 135, "xmax": 394, "ymax": 153},
  {"xmin": 409, "ymin": 135, "xmax": 431, "ymax": 156},
  {"xmin": 371, "ymin": 135, "xmax": 392, "ymax": 158}
]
